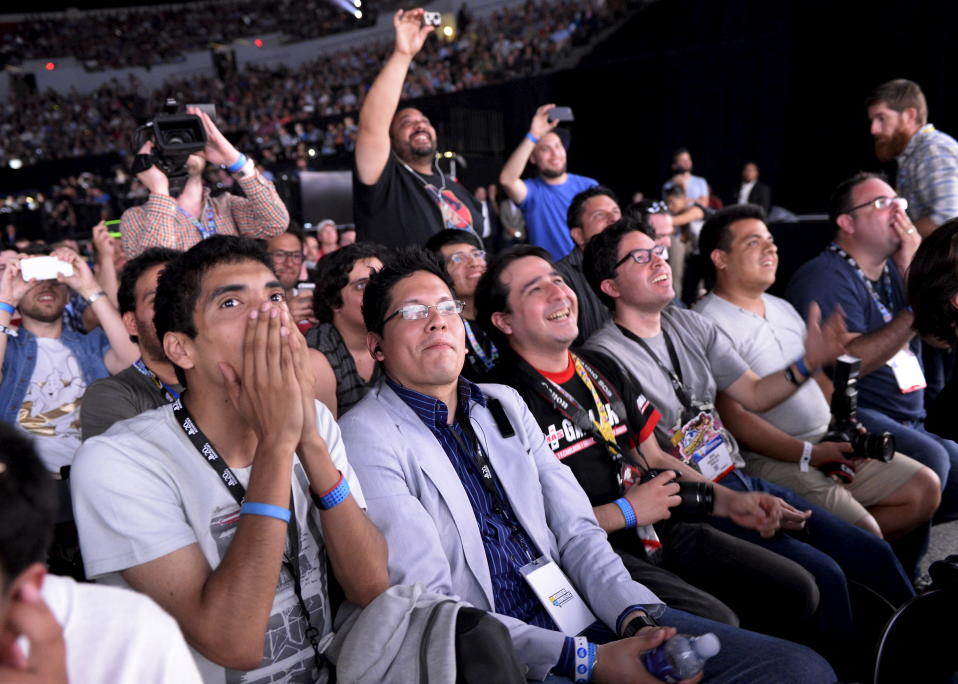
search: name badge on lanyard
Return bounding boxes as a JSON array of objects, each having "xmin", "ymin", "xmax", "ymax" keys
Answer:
[
  {"xmin": 888, "ymin": 348, "xmax": 926, "ymax": 393},
  {"xmin": 670, "ymin": 410, "xmax": 735, "ymax": 482},
  {"xmin": 520, "ymin": 556, "xmax": 597, "ymax": 636}
]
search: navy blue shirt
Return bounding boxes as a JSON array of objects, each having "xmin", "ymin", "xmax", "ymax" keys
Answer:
[{"xmin": 386, "ymin": 376, "xmax": 556, "ymax": 631}]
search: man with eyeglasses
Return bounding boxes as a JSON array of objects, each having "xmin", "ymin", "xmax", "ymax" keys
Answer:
[
  {"xmin": 425, "ymin": 229, "xmax": 499, "ymax": 381},
  {"xmin": 787, "ymin": 172, "xmax": 958, "ymax": 525},
  {"xmin": 264, "ymin": 228, "xmax": 316, "ymax": 331},
  {"xmin": 339, "ymin": 246, "xmax": 836, "ymax": 683},
  {"xmin": 555, "ymin": 187, "xmax": 621, "ymax": 344}
]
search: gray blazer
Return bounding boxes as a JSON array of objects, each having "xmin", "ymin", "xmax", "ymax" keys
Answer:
[{"xmin": 339, "ymin": 380, "xmax": 661, "ymax": 680}]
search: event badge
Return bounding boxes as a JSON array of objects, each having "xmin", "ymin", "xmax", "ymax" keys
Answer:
[
  {"xmin": 888, "ymin": 348, "xmax": 926, "ymax": 394},
  {"xmin": 520, "ymin": 556, "xmax": 597, "ymax": 635},
  {"xmin": 670, "ymin": 411, "xmax": 735, "ymax": 482}
]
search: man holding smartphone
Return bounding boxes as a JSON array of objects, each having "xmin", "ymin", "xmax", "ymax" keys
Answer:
[{"xmin": 499, "ymin": 104, "xmax": 598, "ymax": 260}]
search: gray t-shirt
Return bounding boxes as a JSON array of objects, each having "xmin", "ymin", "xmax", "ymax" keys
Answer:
[
  {"xmin": 80, "ymin": 363, "xmax": 184, "ymax": 440},
  {"xmin": 583, "ymin": 309, "xmax": 749, "ymax": 460},
  {"xmin": 694, "ymin": 293, "xmax": 830, "ymax": 443}
]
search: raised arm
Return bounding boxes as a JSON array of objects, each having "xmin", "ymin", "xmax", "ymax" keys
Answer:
[
  {"xmin": 498, "ymin": 104, "xmax": 558, "ymax": 205},
  {"xmin": 0, "ymin": 255, "xmax": 34, "ymax": 383},
  {"xmin": 354, "ymin": 9, "xmax": 434, "ymax": 185}
]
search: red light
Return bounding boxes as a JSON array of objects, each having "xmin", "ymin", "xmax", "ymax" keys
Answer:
[
  {"xmin": 254, "ymin": 39, "xmax": 263, "ymax": 48},
  {"xmin": 45, "ymin": 62, "xmax": 55, "ymax": 71}
]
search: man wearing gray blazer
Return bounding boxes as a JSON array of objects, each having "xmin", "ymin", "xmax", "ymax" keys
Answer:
[{"xmin": 339, "ymin": 247, "xmax": 835, "ymax": 683}]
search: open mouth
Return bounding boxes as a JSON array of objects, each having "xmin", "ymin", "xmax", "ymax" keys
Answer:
[
  {"xmin": 651, "ymin": 273, "xmax": 670, "ymax": 284},
  {"xmin": 760, "ymin": 258, "xmax": 776, "ymax": 267},
  {"xmin": 546, "ymin": 307, "xmax": 572, "ymax": 321}
]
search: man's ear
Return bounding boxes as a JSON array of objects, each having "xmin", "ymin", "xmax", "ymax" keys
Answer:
[
  {"xmin": 367, "ymin": 331, "xmax": 385, "ymax": 361},
  {"xmin": 490, "ymin": 311, "xmax": 512, "ymax": 336},
  {"xmin": 570, "ymin": 227, "xmax": 585, "ymax": 249},
  {"xmin": 835, "ymin": 213, "xmax": 854, "ymax": 236},
  {"xmin": 163, "ymin": 331, "xmax": 195, "ymax": 375},
  {"xmin": 6, "ymin": 562, "xmax": 46, "ymax": 604},
  {"xmin": 121, "ymin": 311, "xmax": 138, "ymax": 339},
  {"xmin": 951, "ymin": 292, "xmax": 958, "ymax": 311},
  {"xmin": 903, "ymin": 106, "xmax": 919, "ymax": 128},
  {"xmin": 710, "ymin": 248, "xmax": 728, "ymax": 272},
  {"xmin": 599, "ymin": 278, "xmax": 620, "ymax": 301}
]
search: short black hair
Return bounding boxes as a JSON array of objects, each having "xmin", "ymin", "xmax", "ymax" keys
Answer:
[
  {"xmin": 154, "ymin": 236, "xmax": 273, "ymax": 386},
  {"xmin": 475, "ymin": 245, "xmax": 554, "ymax": 348},
  {"xmin": 566, "ymin": 186, "xmax": 618, "ymax": 231},
  {"xmin": 909, "ymin": 218, "xmax": 958, "ymax": 346},
  {"xmin": 117, "ymin": 246, "xmax": 180, "ymax": 329},
  {"xmin": 424, "ymin": 229, "xmax": 483, "ymax": 254},
  {"xmin": 672, "ymin": 147, "xmax": 690, "ymax": 163},
  {"xmin": 664, "ymin": 184, "xmax": 686, "ymax": 199},
  {"xmin": 828, "ymin": 171, "xmax": 887, "ymax": 225},
  {"xmin": 362, "ymin": 246, "xmax": 455, "ymax": 337},
  {"xmin": 582, "ymin": 217, "xmax": 651, "ymax": 311},
  {"xmin": 0, "ymin": 423, "xmax": 57, "ymax": 588},
  {"xmin": 313, "ymin": 242, "xmax": 387, "ymax": 324},
  {"xmin": 699, "ymin": 204, "xmax": 768, "ymax": 282}
]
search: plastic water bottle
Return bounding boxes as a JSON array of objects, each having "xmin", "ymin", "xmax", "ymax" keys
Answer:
[{"xmin": 642, "ymin": 632, "xmax": 721, "ymax": 683}]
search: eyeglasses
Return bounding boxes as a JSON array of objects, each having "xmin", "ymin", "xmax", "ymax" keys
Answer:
[
  {"xmin": 268, "ymin": 250, "xmax": 305, "ymax": 264},
  {"xmin": 645, "ymin": 201, "xmax": 669, "ymax": 214},
  {"xmin": 845, "ymin": 196, "xmax": 908, "ymax": 214},
  {"xmin": 384, "ymin": 299, "xmax": 465, "ymax": 323},
  {"xmin": 446, "ymin": 249, "xmax": 486, "ymax": 265},
  {"xmin": 615, "ymin": 244, "xmax": 668, "ymax": 268}
]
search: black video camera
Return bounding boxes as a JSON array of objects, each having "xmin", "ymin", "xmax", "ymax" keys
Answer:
[
  {"xmin": 132, "ymin": 98, "xmax": 208, "ymax": 194},
  {"xmin": 639, "ymin": 468, "xmax": 714, "ymax": 521},
  {"xmin": 819, "ymin": 355, "xmax": 895, "ymax": 482}
]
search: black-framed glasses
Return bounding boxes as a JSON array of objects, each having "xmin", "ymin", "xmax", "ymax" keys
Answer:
[
  {"xmin": 268, "ymin": 250, "xmax": 305, "ymax": 264},
  {"xmin": 845, "ymin": 196, "xmax": 908, "ymax": 214},
  {"xmin": 615, "ymin": 244, "xmax": 668, "ymax": 268},
  {"xmin": 446, "ymin": 249, "xmax": 486, "ymax": 265},
  {"xmin": 384, "ymin": 299, "xmax": 465, "ymax": 323}
]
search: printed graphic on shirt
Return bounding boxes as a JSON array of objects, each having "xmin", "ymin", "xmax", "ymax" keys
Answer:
[
  {"xmin": 19, "ymin": 351, "xmax": 85, "ymax": 438},
  {"xmin": 424, "ymin": 183, "xmax": 474, "ymax": 230},
  {"xmin": 544, "ymin": 401, "xmax": 629, "ymax": 461}
]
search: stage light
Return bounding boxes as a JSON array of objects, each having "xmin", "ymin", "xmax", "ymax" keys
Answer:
[
  {"xmin": 442, "ymin": 25, "xmax": 453, "ymax": 37},
  {"xmin": 45, "ymin": 62, "xmax": 55, "ymax": 71},
  {"xmin": 9, "ymin": 159, "xmax": 22, "ymax": 169},
  {"xmin": 254, "ymin": 38, "xmax": 263, "ymax": 47},
  {"xmin": 354, "ymin": 10, "xmax": 362, "ymax": 18}
]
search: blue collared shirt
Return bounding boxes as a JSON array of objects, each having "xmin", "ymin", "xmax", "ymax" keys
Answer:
[
  {"xmin": 387, "ymin": 376, "xmax": 556, "ymax": 631},
  {"xmin": 897, "ymin": 123, "xmax": 958, "ymax": 226}
]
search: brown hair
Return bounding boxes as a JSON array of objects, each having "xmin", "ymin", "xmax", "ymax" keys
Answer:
[{"xmin": 865, "ymin": 79, "xmax": 927, "ymax": 126}]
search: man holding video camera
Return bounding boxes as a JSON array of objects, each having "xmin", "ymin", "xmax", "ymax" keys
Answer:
[{"xmin": 119, "ymin": 106, "xmax": 289, "ymax": 258}]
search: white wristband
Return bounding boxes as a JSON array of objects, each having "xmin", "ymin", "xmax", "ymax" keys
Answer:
[{"xmin": 799, "ymin": 441, "xmax": 813, "ymax": 473}]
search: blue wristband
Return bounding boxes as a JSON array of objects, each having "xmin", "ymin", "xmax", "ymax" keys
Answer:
[
  {"xmin": 240, "ymin": 501, "xmax": 291, "ymax": 523},
  {"xmin": 315, "ymin": 471, "xmax": 350, "ymax": 510},
  {"xmin": 525, "ymin": 132, "xmax": 539, "ymax": 145},
  {"xmin": 573, "ymin": 636, "xmax": 595, "ymax": 683},
  {"xmin": 225, "ymin": 153, "xmax": 248, "ymax": 173},
  {"xmin": 0, "ymin": 301, "xmax": 14, "ymax": 315},
  {"xmin": 614, "ymin": 497, "xmax": 637, "ymax": 529},
  {"xmin": 795, "ymin": 356, "xmax": 812, "ymax": 379}
]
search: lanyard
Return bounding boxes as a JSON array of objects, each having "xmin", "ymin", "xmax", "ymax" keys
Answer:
[
  {"xmin": 616, "ymin": 322, "xmax": 695, "ymax": 413},
  {"xmin": 170, "ymin": 396, "xmax": 325, "ymax": 673},
  {"xmin": 827, "ymin": 242, "xmax": 896, "ymax": 324},
  {"xmin": 177, "ymin": 204, "xmax": 217, "ymax": 239},
  {"xmin": 132, "ymin": 359, "xmax": 180, "ymax": 403},
  {"xmin": 464, "ymin": 320, "xmax": 499, "ymax": 371},
  {"xmin": 447, "ymin": 410, "xmax": 538, "ymax": 564}
]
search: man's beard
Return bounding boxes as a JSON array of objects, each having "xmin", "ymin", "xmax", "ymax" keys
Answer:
[
  {"xmin": 540, "ymin": 164, "xmax": 567, "ymax": 180},
  {"xmin": 19, "ymin": 304, "xmax": 62, "ymax": 323},
  {"xmin": 874, "ymin": 128, "xmax": 912, "ymax": 162},
  {"xmin": 409, "ymin": 140, "xmax": 437, "ymax": 159},
  {"xmin": 136, "ymin": 321, "xmax": 166, "ymax": 362}
]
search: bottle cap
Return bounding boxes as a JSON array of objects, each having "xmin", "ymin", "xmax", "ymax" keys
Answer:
[{"xmin": 693, "ymin": 633, "xmax": 720, "ymax": 659}]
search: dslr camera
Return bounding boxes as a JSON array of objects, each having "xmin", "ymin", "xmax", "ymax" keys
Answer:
[
  {"xmin": 132, "ymin": 98, "xmax": 209, "ymax": 193},
  {"xmin": 639, "ymin": 468, "xmax": 714, "ymax": 521},
  {"xmin": 819, "ymin": 355, "xmax": 895, "ymax": 482}
]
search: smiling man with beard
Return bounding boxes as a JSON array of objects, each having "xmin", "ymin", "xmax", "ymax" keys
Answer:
[
  {"xmin": 353, "ymin": 9, "xmax": 482, "ymax": 248},
  {"xmin": 866, "ymin": 79, "xmax": 958, "ymax": 237}
]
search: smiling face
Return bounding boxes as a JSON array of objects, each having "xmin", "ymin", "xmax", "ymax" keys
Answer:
[
  {"xmin": 604, "ymin": 230, "xmax": 674, "ymax": 313},
  {"xmin": 571, "ymin": 194, "xmax": 621, "ymax": 248},
  {"xmin": 530, "ymin": 132, "xmax": 568, "ymax": 179},
  {"xmin": 712, "ymin": 218, "xmax": 778, "ymax": 293},
  {"xmin": 266, "ymin": 232, "xmax": 304, "ymax": 291},
  {"xmin": 17, "ymin": 279, "xmax": 68, "ymax": 323},
  {"xmin": 390, "ymin": 108, "xmax": 438, "ymax": 163},
  {"xmin": 372, "ymin": 271, "xmax": 465, "ymax": 395},
  {"xmin": 492, "ymin": 256, "xmax": 578, "ymax": 355},
  {"xmin": 334, "ymin": 256, "xmax": 383, "ymax": 332},
  {"xmin": 439, "ymin": 242, "xmax": 486, "ymax": 301}
]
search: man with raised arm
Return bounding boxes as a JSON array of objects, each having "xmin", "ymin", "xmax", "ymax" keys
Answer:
[{"xmin": 353, "ymin": 9, "xmax": 481, "ymax": 248}]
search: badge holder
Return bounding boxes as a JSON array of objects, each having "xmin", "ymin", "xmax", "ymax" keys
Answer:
[
  {"xmin": 520, "ymin": 556, "xmax": 597, "ymax": 636},
  {"xmin": 888, "ymin": 348, "xmax": 927, "ymax": 394}
]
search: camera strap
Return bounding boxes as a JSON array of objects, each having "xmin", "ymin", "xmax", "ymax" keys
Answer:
[
  {"xmin": 170, "ymin": 395, "xmax": 327, "ymax": 674},
  {"xmin": 177, "ymin": 204, "xmax": 217, "ymax": 239},
  {"xmin": 616, "ymin": 323, "xmax": 695, "ymax": 417},
  {"xmin": 827, "ymin": 242, "xmax": 895, "ymax": 324}
]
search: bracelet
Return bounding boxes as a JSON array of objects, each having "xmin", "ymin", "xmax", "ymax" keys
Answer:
[
  {"xmin": 0, "ymin": 301, "xmax": 15, "ymax": 315},
  {"xmin": 240, "ymin": 501, "xmax": 291, "ymax": 523},
  {"xmin": 573, "ymin": 636, "xmax": 595, "ymax": 684},
  {"xmin": 313, "ymin": 471, "xmax": 350, "ymax": 510},
  {"xmin": 86, "ymin": 290, "xmax": 107, "ymax": 305},
  {"xmin": 0, "ymin": 323, "xmax": 18, "ymax": 337},
  {"xmin": 613, "ymin": 497, "xmax": 637, "ymax": 529},
  {"xmin": 799, "ymin": 441, "xmax": 813, "ymax": 473},
  {"xmin": 525, "ymin": 132, "xmax": 539, "ymax": 145},
  {"xmin": 795, "ymin": 356, "xmax": 812, "ymax": 379},
  {"xmin": 225, "ymin": 153, "xmax": 248, "ymax": 173}
]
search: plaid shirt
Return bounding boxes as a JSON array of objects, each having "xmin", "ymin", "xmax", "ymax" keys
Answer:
[
  {"xmin": 897, "ymin": 123, "xmax": 958, "ymax": 226},
  {"xmin": 119, "ymin": 172, "xmax": 289, "ymax": 257}
]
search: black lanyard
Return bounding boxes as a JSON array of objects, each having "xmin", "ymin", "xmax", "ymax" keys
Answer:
[
  {"xmin": 616, "ymin": 323, "xmax": 695, "ymax": 415},
  {"xmin": 448, "ymin": 408, "xmax": 538, "ymax": 564},
  {"xmin": 518, "ymin": 356, "xmax": 625, "ymax": 464},
  {"xmin": 827, "ymin": 242, "xmax": 896, "ymax": 324},
  {"xmin": 171, "ymin": 395, "xmax": 326, "ymax": 674}
]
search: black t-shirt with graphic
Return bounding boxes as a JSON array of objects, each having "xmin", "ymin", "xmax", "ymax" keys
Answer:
[{"xmin": 353, "ymin": 153, "xmax": 481, "ymax": 249}]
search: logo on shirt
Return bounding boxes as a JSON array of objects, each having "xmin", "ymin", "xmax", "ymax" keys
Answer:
[{"xmin": 544, "ymin": 402, "xmax": 626, "ymax": 460}]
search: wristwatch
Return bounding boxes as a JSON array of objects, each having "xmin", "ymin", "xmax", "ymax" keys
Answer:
[
  {"xmin": 86, "ymin": 291, "xmax": 107, "ymax": 305},
  {"xmin": 623, "ymin": 612, "xmax": 659, "ymax": 638}
]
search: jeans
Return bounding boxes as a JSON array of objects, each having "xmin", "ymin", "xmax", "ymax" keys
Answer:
[
  {"xmin": 857, "ymin": 406, "xmax": 958, "ymax": 523},
  {"xmin": 535, "ymin": 608, "xmax": 836, "ymax": 684}
]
